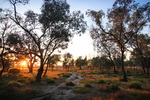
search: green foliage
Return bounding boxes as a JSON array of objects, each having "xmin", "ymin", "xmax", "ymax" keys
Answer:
[
  {"xmin": 6, "ymin": 33, "xmax": 22, "ymax": 46},
  {"xmin": 0, "ymin": 87, "xmax": 41, "ymax": 100},
  {"xmin": 45, "ymin": 78, "xmax": 55, "ymax": 84},
  {"xmin": 28, "ymin": 78, "xmax": 36, "ymax": 83},
  {"xmin": 106, "ymin": 82, "xmax": 120, "ymax": 92},
  {"xmin": 74, "ymin": 87, "xmax": 91, "ymax": 94},
  {"xmin": 97, "ymin": 79, "xmax": 105, "ymax": 84},
  {"xmin": 75, "ymin": 56, "xmax": 87, "ymax": 69},
  {"xmin": 129, "ymin": 81, "xmax": 141, "ymax": 89},
  {"xmin": 66, "ymin": 81, "xmax": 74, "ymax": 86},
  {"xmin": 84, "ymin": 83, "xmax": 92, "ymax": 88},
  {"xmin": 7, "ymin": 81, "xmax": 22, "ymax": 91},
  {"xmin": 62, "ymin": 73, "xmax": 71, "ymax": 77},
  {"xmin": 7, "ymin": 81, "xmax": 22, "ymax": 88},
  {"xmin": 90, "ymin": 56, "xmax": 113, "ymax": 70},
  {"xmin": 119, "ymin": 76, "xmax": 125, "ymax": 81},
  {"xmin": 80, "ymin": 80, "xmax": 95, "ymax": 84},
  {"xmin": 8, "ymin": 68, "xmax": 20, "ymax": 74}
]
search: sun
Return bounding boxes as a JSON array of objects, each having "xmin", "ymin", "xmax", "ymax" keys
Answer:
[
  {"xmin": 21, "ymin": 61, "xmax": 27, "ymax": 66},
  {"xmin": 57, "ymin": 62, "xmax": 63, "ymax": 66}
]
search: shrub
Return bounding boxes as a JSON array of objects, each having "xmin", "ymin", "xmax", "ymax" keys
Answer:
[
  {"xmin": 74, "ymin": 87, "xmax": 91, "ymax": 94},
  {"xmin": 84, "ymin": 83, "xmax": 92, "ymax": 88},
  {"xmin": 28, "ymin": 78, "xmax": 35, "ymax": 83},
  {"xmin": 17, "ymin": 79, "xmax": 26, "ymax": 83},
  {"xmin": 45, "ymin": 78, "xmax": 55, "ymax": 84},
  {"xmin": 7, "ymin": 81, "xmax": 22, "ymax": 91},
  {"xmin": 7, "ymin": 81, "xmax": 22, "ymax": 88},
  {"xmin": 62, "ymin": 73, "xmax": 71, "ymax": 77},
  {"xmin": 66, "ymin": 81, "xmax": 74, "ymax": 86},
  {"xmin": 119, "ymin": 76, "xmax": 125, "ymax": 81},
  {"xmin": 106, "ymin": 83, "xmax": 119, "ymax": 92},
  {"xmin": 97, "ymin": 79, "xmax": 105, "ymax": 84},
  {"xmin": 98, "ymin": 85, "xmax": 107, "ymax": 92},
  {"xmin": 129, "ymin": 81, "xmax": 141, "ymax": 89},
  {"xmin": 58, "ymin": 73, "xmax": 71, "ymax": 77},
  {"xmin": 8, "ymin": 68, "xmax": 20, "ymax": 74},
  {"xmin": 52, "ymin": 77, "xmax": 57, "ymax": 80}
]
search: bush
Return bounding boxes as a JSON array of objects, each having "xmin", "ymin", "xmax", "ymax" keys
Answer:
[
  {"xmin": 7, "ymin": 81, "xmax": 22, "ymax": 91},
  {"xmin": 28, "ymin": 78, "xmax": 35, "ymax": 83},
  {"xmin": 106, "ymin": 83, "xmax": 119, "ymax": 92},
  {"xmin": 8, "ymin": 68, "xmax": 20, "ymax": 74},
  {"xmin": 98, "ymin": 85, "xmax": 107, "ymax": 92},
  {"xmin": 58, "ymin": 73, "xmax": 71, "ymax": 77},
  {"xmin": 45, "ymin": 78, "xmax": 55, "ymax": 84},
  {"xmin": 97, "ymin": 79, "xmax": 105, "ymax": 84},
  {"xmin": 62, "ymin": 73, "xmax": 71, "ymax": 77},
  {"xmin": 74, "ymin": 87, "xmax": 91, "ymax": 94},
  {"xmin": 84, "ymin": 83, "xmax": 92, "ymax": 88},
  {"xmin": 119, "ymin": 76, "xmax": 125, "ymax": 81},
  {"xmin": 7, "ymin": 81, "xmax": 22, "ymax": 88},
  {"xmin": 129, "ymin": 82, "xmax": 141, "ymax": 89},
  {"xmin": 66, "ymin": 81, "xmax": 74, "ymax": 86}
]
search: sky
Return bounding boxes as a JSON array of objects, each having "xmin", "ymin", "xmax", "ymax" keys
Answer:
[{"xmin": 0, "ymin": 0, "xmax": 150, "ymax": 60}]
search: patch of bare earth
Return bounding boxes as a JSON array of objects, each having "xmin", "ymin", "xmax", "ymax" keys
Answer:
[{"xmin": 31, "ymin": 72, "xmax": 85, "ymax": 100}]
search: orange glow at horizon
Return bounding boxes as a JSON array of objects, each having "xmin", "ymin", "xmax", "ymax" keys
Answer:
[{"xmin": 21, "ymin": 61, "xmax": 27, "ymax": 66}]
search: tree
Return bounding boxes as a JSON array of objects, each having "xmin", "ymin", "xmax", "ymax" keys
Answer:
[
  {"xmin": 21, "ymin": 34, "xmax": 38, "ymax": 73},
  {"xmin": 75, "ymin": 56, "xmax": 86, "ymax": 70},
  {"xmin": 63, "ymin": 52, "xmax": 73, "ymax": 71},
  {"xmin": 43, "ymin": 54, "xmax": 60, "ymax": 77},
  {"xmin": 0, "ymin": 9, "xmax": 22, "ymax": 76},
  {"xmin": 8, "ymin": 0, "xmax": 86, "ymax": 82},
  {"xmin": 91, "ymin": 32, "xmax": 119, "ymax": 73},
  {"xmin": 91, "ymin": 56, "xmax": 101, "ymax": 70},
  {"xmin": 87, "ymin": 0, "xmax": 150, "ymax": 81},
  {"xmin": 91, "ymin": 56, "xmax": 113, "ymax": 72},
  {"xmin": 130, "ymin": 34, "xmax": 150, "ymax": 74},
  {"xmin": 0, "ymin": 9, "xmax": 11, "ymax": 76}
]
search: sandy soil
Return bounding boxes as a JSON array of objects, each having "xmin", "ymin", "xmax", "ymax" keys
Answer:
[{"xmin": 31, "ymin": 72, "xmax": 84, "ymax": 100}]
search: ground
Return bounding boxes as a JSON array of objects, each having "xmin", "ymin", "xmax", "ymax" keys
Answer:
[{"xmin": 0, "ymin": 68, "xmax": 150, "ymax": 100}]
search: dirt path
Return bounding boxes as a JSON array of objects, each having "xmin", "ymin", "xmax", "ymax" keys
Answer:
[{"xmin": 31, "ymin": 72, "xmax": 84, "ymax": 100}]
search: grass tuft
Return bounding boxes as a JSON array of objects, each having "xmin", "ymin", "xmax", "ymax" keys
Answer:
[
  {"xmin": 74, "ymin": 87, "xmax": 91, "ymax": 94},
  {"xmin": 66, "ymin": 81, "xmax": 75, "ymax": 86},
  {"xmin": 129, "ymin": 81, "xmax": 141, "ymax": 89}
]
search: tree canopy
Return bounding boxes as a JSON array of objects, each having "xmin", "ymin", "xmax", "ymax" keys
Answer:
[
  {"xmin": 6, "ymin": 0, "xmax": 86, "ymax": 82},
  {"xmin": 87, "ymin": 0, "xmax": 150, "ymax": 81}
]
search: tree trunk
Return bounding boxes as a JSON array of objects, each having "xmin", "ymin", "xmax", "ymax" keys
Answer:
[
  {"xmin": 109, "ymin": 56, "xmax": 116, "ymax": 73},
  {"xmin": 36, "ymin": 59, "xmax": 44, "ymax": 82},
  {"xmin": 141, "ymin": 58, "xmax": 146, "ymax": 74},
  {"xmin": 0, "ymin": 56, "xmax": 5, "ymax": 77},
  {"xmin": 0, "ymin": 68, "xmax": 4, "ymax": 77},
  {"xmin": 121, "ymin": 50, "xmax": 127, "ymax": 82},
  {"xmin": 28, "ymin": 63, "xmax": 34, "ymax": 73},
  {"xmin": 80, "ymin": 66, "xmax": 82, "ymax": 70},
  {"xmin": 146, "ymin": 66, "xmax": 149, "ymax": 75},
  {"xmin": 141, "ymin": 56, "xmax": 149, "ymax": 75},
  {"xmin": 29, "ymin": 66, "xmax": 33, "ymax": 73},
  {"xmin": 43, "ymin": 64, "xmax": 48, "ymax": 77},
  {"xmin": 68, "ymin": 65, "xmax": 69, "ymax": 71},
  {"xmin": 113, "ymin": 65, "xmax": 116, "ymax": 73}
]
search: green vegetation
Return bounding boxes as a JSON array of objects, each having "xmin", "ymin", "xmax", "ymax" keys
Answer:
[
  {"xmin": 84, "ymin": 83, "xmax": 92, "ymax": 88},
  {"xmin": 0, "ymin": 0, "xmax": 150, "ymax": 99},
  {"xmin": 74, "ymin": 87, "xmax": 91, "ymax": 94},
  {"xmin": 97, "ymin": 79, "xmax": 105, "ymax": 84},
  {"xmin": 129, "ymin": 81, "xmax": 141, "ymax": 89},
  {"xmin": 106, "ymin": 82, "xmax": 120, "ymax": 92},
  {"xmin": 66, "ymin": 81, "xmax": 75, "ymax": 86},
  {"xmin": 45, "ymin": 78, "xmax": 55, "ymax": 84},
  {"xmin": 58, "ymin": 73, "xmax": 71, "ymax": 78}
]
